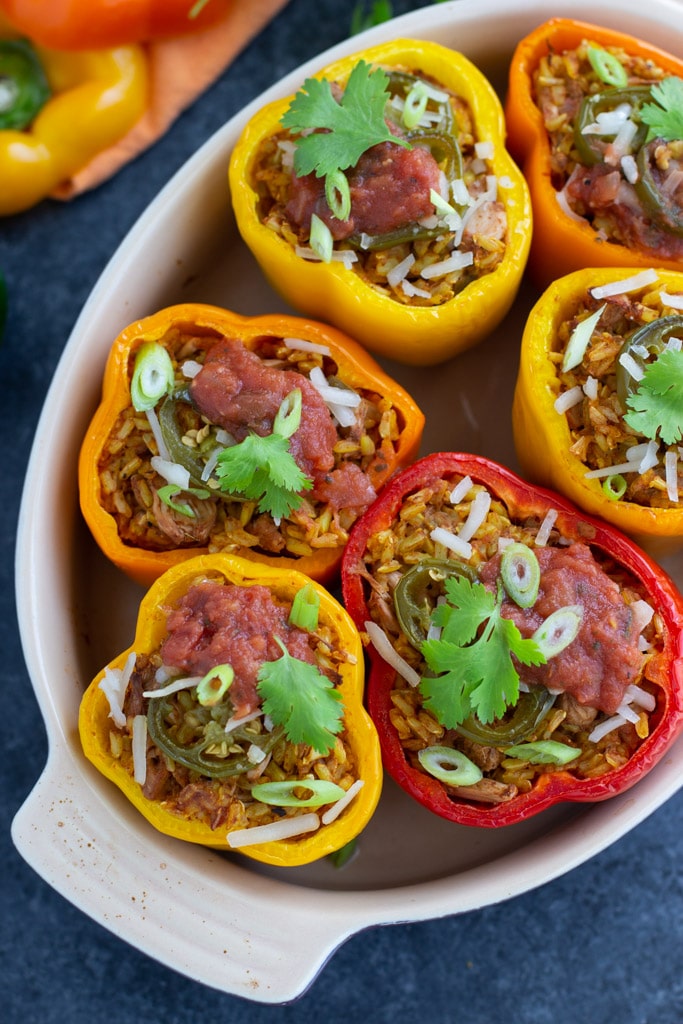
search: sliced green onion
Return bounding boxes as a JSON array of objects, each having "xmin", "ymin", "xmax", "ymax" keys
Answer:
[
  {"xmin": 429, "ymin": 187, "xmax": 456, "ymax": 218},
  {"xmin": 157, "ymin": 484, "xmax": 211, "ymax": 517},
  {"xmin": 309, "ymin": 212, "xmax": 334, "ymax": 263},
  {"xmin": 324, "ymin": 170, "xmax": 351, "ymax": 221},
  {"xmin": 533, "ymin": 605, "xmax": 583, "ymax": 658},
  {"xmin": 562, "ymin": 303, "xmax": 606, "ymax": 372},
  {"xmin": 417, "ymin": 745, "xmax": 483, "ymax": 787},
  {"xmin": 289, "ymin": 583, "xmax": 320, "ymax": 632},
  {"xmin": 196, "ymin": 664, "xmax": 234, "ymax": 707},
  {"xmin": 130, "ymin": 341, "xmax": 175, "ymax": 411},
  {"xmin": 602, "ymin": 473, "xmax": 627, "ymax": 501},
  {"xmin": 500, "ymin": 542, "xmax": 541, "ymax": 608},
  {"xmin": 587, "ymin": 45, "xmax": 628, "ymax": 88},
  {"xmin": 504, "ymin": 740, "xmax": 580, "ymax": 766},
  {"xmin": 251, "ymin": 779, "xmax": 345, "ymax": 807},
  {"xmin": 273, "ymin": 388, "xmax": 303, "ymax": 438},
  {"xmin": 402, "ymin": 82, "xmax": 429, "ymax": 129}
]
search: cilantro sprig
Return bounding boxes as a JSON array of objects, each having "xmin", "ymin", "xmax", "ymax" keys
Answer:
[
  {"xmin": 419, "ymin": 576, "xmax": 546, "ymax": 728},
  {"xmin": 257, "ymin": 638, "xmax": 344, "ymax": 755},
  {"xmin": 641, "ymin": 77, "xmax": 683, "ymax": 143},
  {"xmin": 281, "ymin": 59, "xmax": 410, "ymax": 187},
  {"xmin": 624, "ymin": 348, "xmax": 683, "ymax": 445},
  {"xmin": 214, "ymin": 388, "xmax": 312, "ymax": 519}
]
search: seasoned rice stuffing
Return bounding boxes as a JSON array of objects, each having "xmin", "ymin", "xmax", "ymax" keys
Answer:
[
  {"xmin": 358, "ymin": 474, "xmax": 664, "ymax": 804},
  {"xmin": 253, "ymin": 63, "xmax": 508, "ymax": 306},
  {"xmin": 98, "ymin": 325, "xmax": 402, "ymax": 559},
  {"xmin": 108, "ymin": 574, "xmax": 359, "ymax": 832},
  {"xmin": 532, "ymin": 38, "xmax": 683, "ymax": 258},
  {"xmin": 552, "ymin": 280, "xmax": 683, "ymax": 509}
]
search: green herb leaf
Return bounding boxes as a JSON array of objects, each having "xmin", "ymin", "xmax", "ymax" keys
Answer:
[
  {"xmin": 641, "ymin": 77, "xmax": 683, "ymax": 142},
  {"xmin": 281, "ymin": 59, "xmax": 410, "ymax": 181},
  {"xmin": 624, "ymin": 348, "xmax": 683, "ymax": 445},
  {"xmin": 420, "ymin": 577, "xmax": 546, "ymax": 728},
  {"xmin": 257, "ymin": 638, "xmax": 344, "ymax": 755},
  {"xmin": 214, "ymin": 389, "xmax": 312, "ymax": 518}
]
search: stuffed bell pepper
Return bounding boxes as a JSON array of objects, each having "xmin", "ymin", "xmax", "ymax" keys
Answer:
[
  {"xmin": 79, "ymin": 303, "xmax": 424, "ymax": 587},
  {"xmin": 513, "ymin": 267, "xmax": 683, "ymax": 558},
  {"xmin": 505, "ymin": 18, "xmax": 683, "ymax": 288},
  {"xmin": 0, "ymin": 12, "xmax": 147, "ymax": 215},
  {"xmin": 228, "ymin": 39, "xmax": 531, "ymax": 366},
  {"xmin": 0, "ymin": 0, "xmax": 231, "ymax": 49},
  {"xmin": 79, "ymin": 553, "xmax": 382, "ymax": 866},
  {"xmin": 341, "ymin": 452, "xmax": 683, "ymax": 828}
]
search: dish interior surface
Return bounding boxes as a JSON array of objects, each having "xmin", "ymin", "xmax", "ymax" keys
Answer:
[{"xmin": 12, "ymin": 0, "xmax": 683, "ymax": 1003}]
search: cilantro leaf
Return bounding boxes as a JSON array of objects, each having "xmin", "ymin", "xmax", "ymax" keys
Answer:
[
  {"xmin": 641, "ymin": 77, "xmax": 683, "ymax": 142},
  {"xmin": 281, "ymin": 59, "xmax": 410, "ymax": 180},
  {"xmin": 215, "ymin": 432, "xmax": 312, "ymax": 519},
  {"xmin": 624, "ymin": 348, "xmax": 683, "ymax": 445},
  {"xmin": 419, "ymin": 577, "xmax": 546, "ymax": 728},
  {"xmin": 257, "ymin": 638, "xmax": 344, "ymax": 755}
]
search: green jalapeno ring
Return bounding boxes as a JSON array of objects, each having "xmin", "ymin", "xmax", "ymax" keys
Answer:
[
  {"xmin": 394, "ymin": 557, "xmax": 478, "ymax": 649},
  {"xmin": 573, "ymin": 85, "xmax": 651, "ymax": 167},
  {"xmin": 454, "ymin": 687, "xmax": 557, "ymax": 746},
  {"xmin": 147, "ymin": 694, "xmax": 283, "ymax": 778},
  {"xmin": 634, "ymin": 138, "xmax": 683, "ymax": 237},
  {"xmin": 0, "ymin": 38, "xmax": 51, "ymax": 131},
  {"xmin": 615, "ymin": 314, "xmax": 683, "ymax": 406},
  {"xmin": 157, "ymin": 389, "xmax": 219, "ymax": 488}
]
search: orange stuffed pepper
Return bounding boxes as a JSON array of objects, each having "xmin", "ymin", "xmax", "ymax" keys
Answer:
[
  {"xmin": 506, "ymin": 18, "xmax": 683, "ymax": 288},
  {"xmin": 79, "ymin": 303, "xmax": 424, "ymax": 587}
]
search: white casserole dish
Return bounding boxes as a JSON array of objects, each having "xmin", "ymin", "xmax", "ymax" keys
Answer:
[{"xmin": 12, "ymin": 0, "xmax": 683, "ymax": 1004}]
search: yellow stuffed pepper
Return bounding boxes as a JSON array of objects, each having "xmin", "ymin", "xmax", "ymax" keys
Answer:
[
  {"xmin": 0, "ymin": 13, "xmax": 146, "ymax": 215},
  {"xmin": 79, "ymin": 553, "xmax": 382, "ymax": 867},
  {"xmin": 229, "ymin": 39, "xmax": 531, "ymax": 367},
  {"xmin": 513, "ymin": 267, "xmax": 683, "ymax": 558}
]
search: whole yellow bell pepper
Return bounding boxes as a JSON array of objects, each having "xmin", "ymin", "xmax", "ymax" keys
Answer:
[
  {"xmin": 0, "ymin": 15, "xmax": 147, "ymax": 215},
  {"xmin": 513, "ymin": 267, "xmax": 683, "ymax": 558},
  {"xmin": 79, "ymin": 553, "xmax": 383, "ymax": 867},
  {"xmin": 229, "ymin": 39, "xmax": 532, "ymax": 367}
]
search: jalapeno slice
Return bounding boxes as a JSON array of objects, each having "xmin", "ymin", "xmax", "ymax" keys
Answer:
[
  {"xmin": 455, "ymin": 686, "xmax": 557, "ymax": 746},
  {"xmin": 0, "ymin": 38, "xmax": 51, "ymax": 131},
  {"xmin": 615, "ymin": 314, "xmax": 683, "ymax": 406},
  {"xmin": 157, "ymin": 389, "xmax": 217, "ymax": 488},
  {"xmin": 634, "ymin": 138, "xmax": 683, "ymax": 237},
  {"xmin": 573, "ymin": 85, "xmax": 651, "ymax": 167},
  {"xmin": 147, "ymin": 694, "xmax": 283, "ymax": 778},
  {"xmin": 394, "ymin": 557, "xmax": 477, "ymax": 649}
]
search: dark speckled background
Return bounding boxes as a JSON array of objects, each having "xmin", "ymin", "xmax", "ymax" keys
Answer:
[{"xmin": 2, "ymin": 1, "xmax": 683, "ymax": 1020}]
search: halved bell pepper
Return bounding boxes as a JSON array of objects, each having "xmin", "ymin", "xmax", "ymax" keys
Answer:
[
  {"xmin": 0, "ymin": 14, "xmax": 147, "ymax": 215},
  {"xmin": 0, "ymin": 0, "xmax": 231, "ymax": 49},
  {"xmin": 513, "ymin": 267, "xmax": 683, "ymax": 559},
  {"xmin": 505, "ymin": 18, "xmax": 683, "ymax": 288},
  {"xmin": 79, "ymin": 302, "xmax": 424, "ymax": 587},
  {"xmin": 228, "ymin": 39, "xmax": 531, "ymax": 366},
  {"xmin": 341, "ymin": 452, "xmax": 683, "ymax": 828},
  {"xmin": 79, "ymin": 553, "xmax": 382, "ymax": 866}
]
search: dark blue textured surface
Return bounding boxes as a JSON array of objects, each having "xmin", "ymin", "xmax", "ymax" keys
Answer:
[{"xmin": 2, "ymin": 1, "xmax": 683, "ymax": 1020}]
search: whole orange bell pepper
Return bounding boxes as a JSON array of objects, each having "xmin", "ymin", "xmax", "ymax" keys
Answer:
[
  {"xmin": 79, "ymin": 552, "xmax": 382, "ymax": 866},
  {"xmin": 0, "ymin": 13, "xmax": 147, "ymax": 215},
  {"xmin": 505, "ymin": 18, "xmax": 683, "ymax": 289},
  {"xmin": 512, "ymin": 267, "xmax": 683, "ymax": 558},
  {"xmin": 229, "ymin": 39, "xmax": 531, "ymax": 367},
  {"xmin": 0, "ymin": 0, "xmax": 231, "ymax": 49},
  {"xmin": 79, "ymin": 303, "xmax": 424, "ymax": 587}
]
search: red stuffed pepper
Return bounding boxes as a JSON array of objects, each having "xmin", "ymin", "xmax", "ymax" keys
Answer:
[{"xmin": 341, "ymin": 452, "xmax": 683, "ymax": 827}]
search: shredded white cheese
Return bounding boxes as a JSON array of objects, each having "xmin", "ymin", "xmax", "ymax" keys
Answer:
[
  {"xmin": 590, "ymin": 269, "xmax": 658, "ymax": 299},
  {"xmin": 420, "ymin": 250, "xmax": 474, "ymax": 279},
  {"xmin": 98, "ymin": 651, "xmax": 136, "ymax": 728},
  {"xmin": 132, "ymin": 715, "xmax": 148, "ymax": 785},
  {"xmin": 618, "ymin": 350, "xmax": 645, "ymax": 382},
  {"xmin": 457, "ymin": 489, "xmax": 491, "ymax": 543},
  {"xmin": 554, "ymin": 386, "xmax": 584, "ymax": 414},
  {"xmin": 364, "ymin": 621, "xmax": 421, "ymax": 687},
  {"xmin": 227, "ymin": 813, "xmax": 320, "ymax": 848},
  {"xmin": 387, "ymin": 253, "xmax": 416, "ymax": 288},
  {"xmin": 665, "ymin": 450, "xmax": 679, "ymax": 503},
  {"xmin": 142, "ymin": 675, "xmax": 202, "ymax": 699},
  {"xmin": 321, "ymin": 779, "xmax": 364, "ymax": 825},
  {"xmin": 659, "ymin": 291, "xmax": 683, "ymax": 310},
  {"xmin": 150, "ymin": 456, "xmax": 191, "ymax": 490},
  {"xmin": 449, "ymin": 475, "xmax": 473, "ymax": 504},
  {"xmin": 283, "ymin": 336, "xmax": 331, "ymax": 356},
  {"xmin": 430, "ymin": 526, "xmax": 472, "ymax": 560},
  {"xmin": 535, "ymin": 509, "xmax": 558, "ymax": 547}
]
